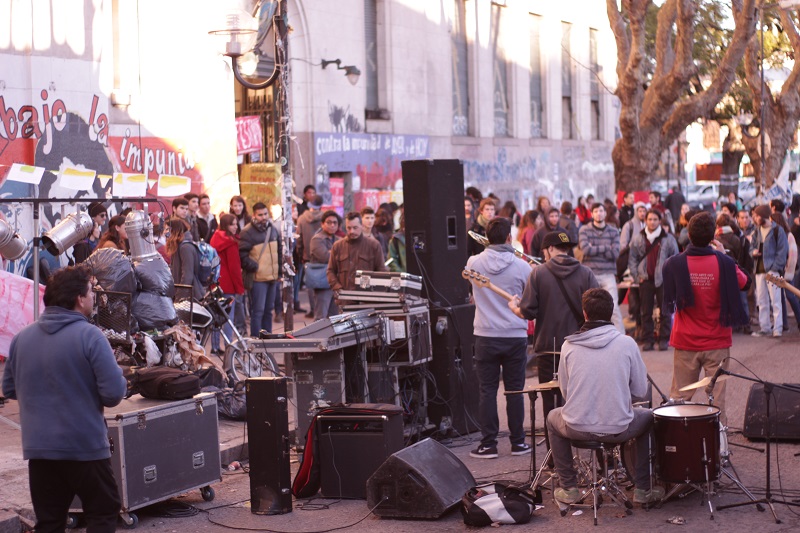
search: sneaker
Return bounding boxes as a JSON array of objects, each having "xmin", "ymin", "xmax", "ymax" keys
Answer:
[
  {"xmin": 294, "ymin": 304, "xmax": 308, "ymax": 313},
  {"xmin": 511, "ymin": 443, "xmax": 532, "ymax": 456},
  {"xmin": 554, "ymin": 487, "xmax": 581, "ymax": 505},
  {"xmin": 469, "ymin": 445, "xmax": 498, "ymax": 459},
  {"xmin": 773, "ymin": 331, "xmax": 783, "ymax": 338},
  {"xmin": 751, "ymin": 330, "xmax": 770, "ymax": 337},
  {"xmin": 658, "ymin": 340, "xmax": 669, "ymax": 351},
  {"xmin": 633, "ymin": 486, "xmax": 665, "ymax": 504},
  {"xmin": 305, "ymin": 311, "xmax": 315, "ymax": 319},
  {"xmin": 641, "ymin": 342, "xmax": 654, "ymax": 351},
  {"xmin": 742, "ymin": 325, "xmax": 753, "ymax": 335}
]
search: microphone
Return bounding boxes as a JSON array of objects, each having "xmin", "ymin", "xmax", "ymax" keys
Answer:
[{"xmin": 705, "ymin": 366, "xmax": 726, "ymax": 395}]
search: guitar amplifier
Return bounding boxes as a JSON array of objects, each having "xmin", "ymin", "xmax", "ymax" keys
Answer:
[
  {"xmin": 317, "ymin": 413, "xmax": 403, "ymax": 499},
  {"xmin": 354, "ymin": 271, "xmax": 423, "ymax": 298}
]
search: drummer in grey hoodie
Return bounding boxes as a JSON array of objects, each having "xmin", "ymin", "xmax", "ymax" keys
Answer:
[
  {"xmin": 546, "ymin": 288, "xmax": 663, "ymax": 506},
  {"xmin": 465, "ymin": 217, "xmax": 532, "ymax": 459}
]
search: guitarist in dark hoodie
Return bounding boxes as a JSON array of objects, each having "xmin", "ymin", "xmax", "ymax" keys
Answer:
[{"xmin": 509, "ymin": 230, "xmax": 599, "ymax": 455}]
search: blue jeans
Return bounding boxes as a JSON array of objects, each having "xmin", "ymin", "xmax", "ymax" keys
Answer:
[
  {"xmin": 251, "ymin": 281, "xmax": 278, "ymax": 335},
  {"xmin": 221, "ymin": 293, "xmax": 242, "ymax": 342},
  {"xmin": 474, "ymin": 336, "xmax": 527, "ymax": 448}
]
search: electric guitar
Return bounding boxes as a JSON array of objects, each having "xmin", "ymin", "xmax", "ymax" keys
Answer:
[
  {"xmin": 462, "ymin": 268, "xmax": 514, "ymax": 302},
  {"xmin": 765, "ymin": 273, "xmax": 800, "ymax": 299}
]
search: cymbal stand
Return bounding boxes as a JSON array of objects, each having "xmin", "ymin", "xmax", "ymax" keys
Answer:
[{"xmin": 714, "ymin": 370, "xmax": 800, "ymax": 523}]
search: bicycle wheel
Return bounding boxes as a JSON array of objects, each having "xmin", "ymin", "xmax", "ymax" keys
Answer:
[{"xmin": 223, "ymin": 344, "xmax": 262, "ymax": 382}]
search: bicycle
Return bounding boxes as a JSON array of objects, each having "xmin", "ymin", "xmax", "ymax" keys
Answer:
[{"xmin": 195, "ymin": 285, "xmax": 282, "ymax": 382}]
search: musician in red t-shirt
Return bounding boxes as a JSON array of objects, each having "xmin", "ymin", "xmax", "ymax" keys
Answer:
[{"xmin": 661, "ymin": 212, "xmax": 750, "ymax": 418}]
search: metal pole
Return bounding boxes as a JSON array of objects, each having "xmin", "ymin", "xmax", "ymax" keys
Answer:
[{"xmin": 760, "ymin": 6, "xmax": 766, "ymax": 197}]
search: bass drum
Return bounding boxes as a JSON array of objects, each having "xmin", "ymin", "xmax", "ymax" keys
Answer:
[{"xmin": 653, "ymin": 404, "xmax": 720, "ymax": 483}]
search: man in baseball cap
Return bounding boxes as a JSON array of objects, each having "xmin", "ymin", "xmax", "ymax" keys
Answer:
[{"xmin": 509, "ymin": 230, "xmax": 598, "ymax": 458}]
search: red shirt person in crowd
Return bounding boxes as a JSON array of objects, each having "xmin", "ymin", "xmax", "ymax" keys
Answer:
[
  {"xmin": 661, "ymin": 212, "xmax": 750, "ymax": 419},
  {"xmin": 210, "ymin": 214, "xmax": 245, "ymax": 352}
]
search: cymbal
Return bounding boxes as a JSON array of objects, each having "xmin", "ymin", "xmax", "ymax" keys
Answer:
[
  {"xmin": 678, "ymin": 374, "xmax": 730, "ymax": 392},
  {"xmin": 504, "ymin": 380, "xmax": 561, "ymax": 395}
]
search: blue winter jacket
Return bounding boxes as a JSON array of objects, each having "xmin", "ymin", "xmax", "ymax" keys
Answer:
[
  {"xmin": 2, "ymin": 307, "xmax": 126, "ymax": 460},
  {"xmin": 750, "ymin": 223, "xmax": 789, "ymax": 274}
]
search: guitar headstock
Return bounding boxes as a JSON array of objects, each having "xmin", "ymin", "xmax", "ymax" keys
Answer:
[
  {"xmin": 765, "ymin": 273, "xmax": 788, "ymax": 289},
  {"xmin": 462, "ymin": 268, "xmax": 490, "ymax": 288}
]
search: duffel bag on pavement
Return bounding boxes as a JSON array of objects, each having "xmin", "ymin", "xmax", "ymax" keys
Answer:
[
  {"xmin": 461, "ymin": 482, "xmax": 536, "ymax": 526},
  {"xmin": 135, "ymin": 366, "xmax": 201, "ymax": 400}
]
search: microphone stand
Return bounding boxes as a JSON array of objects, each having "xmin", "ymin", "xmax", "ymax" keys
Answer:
[{"xmin": 715, "ymin": 369, "xmax": 800, "ymax": 523}]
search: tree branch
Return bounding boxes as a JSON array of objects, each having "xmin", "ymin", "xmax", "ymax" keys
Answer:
[
  {"xmin": 654, "ymin": 0, "xmax": 677, "ymax": 79},
  {"xmin": 778, "ymin": 10, "xmax": 800, "ymax": 100},
  {"xmin": 661, "ymin": 0, "xmax": 756, "ymax": 144},
  {"xmin": 607, "ymin": 0, "xmax": 630, "ymax": 85}
]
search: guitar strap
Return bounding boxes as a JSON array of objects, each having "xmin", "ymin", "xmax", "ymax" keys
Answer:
[{"xmin": 545, "ymin": 262, "xmax": 584, "ymax": 327}]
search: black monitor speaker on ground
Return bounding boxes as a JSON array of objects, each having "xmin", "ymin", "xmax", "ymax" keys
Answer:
[
  {"xmin": 743, "ymin": 383, "xmax": 800, "ymax": 441},
  {"xmin": 402, "ymin": 159, "xmax": 470, "ymax": 306},
  {"xmin": 366, "ymin": 438, "xmax": 475, "ymax": 518}
]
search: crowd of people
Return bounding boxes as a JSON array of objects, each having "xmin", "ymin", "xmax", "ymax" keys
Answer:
[{"xmin": 464, "ymin": 185, "xmax": 797, "ymax": 507}]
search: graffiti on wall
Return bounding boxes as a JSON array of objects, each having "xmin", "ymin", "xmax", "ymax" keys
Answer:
[
  {"xmin": 458, "ymin": 145, "xmax": 614, "ymax": 212},
  {"xmin": 328, "ymin": 102, "xmax": 362, "ymax": 133},
  {"xmin": 0, "ymin": 89, "xmax": 201, "ymax": 274},
  {"xmin": 314, "ymin": 132, "xmax": 429, "ymax": 191}
]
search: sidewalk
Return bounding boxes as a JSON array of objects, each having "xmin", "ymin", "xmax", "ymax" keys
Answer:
[{"xmin": 2, "ymin": 304, "xmax": 800, "ymax": 532}]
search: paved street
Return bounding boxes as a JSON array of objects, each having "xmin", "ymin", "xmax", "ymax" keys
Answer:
[{"xmin": 1, "ymin": 305, "xmax": 799, "ymax": 532}]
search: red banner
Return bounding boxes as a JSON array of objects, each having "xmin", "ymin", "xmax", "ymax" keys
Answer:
[{"xmin": 236, "ymin": 116, "xmax": 263, "ymax": 155}]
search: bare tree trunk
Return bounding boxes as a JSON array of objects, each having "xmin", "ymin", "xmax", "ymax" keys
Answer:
[{"xmin": 607, "ymin": 0, "xmax": 756, "ymax": 192}]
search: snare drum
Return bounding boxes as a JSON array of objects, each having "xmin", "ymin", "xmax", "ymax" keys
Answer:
[{"xmin": 653, "ymin": 404, "xmax": 720, "ymax": 483}]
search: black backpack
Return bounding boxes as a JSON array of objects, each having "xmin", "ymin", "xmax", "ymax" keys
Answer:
[{"xmin": 135, "ymin": 367, "xmax": 201, "ymax": 400}]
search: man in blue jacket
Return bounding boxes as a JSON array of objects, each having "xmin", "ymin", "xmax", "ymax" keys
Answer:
[
  {"xmin": 3, "ymin": 265, "xmax": 127, "ymax": 532},
  {"xmin": 466, "ymin": 217, "xmax": 532, "ymax": 459},
  {"xmin": 750, "ymin": 204, "xmax": 789, "ymax": 337}
]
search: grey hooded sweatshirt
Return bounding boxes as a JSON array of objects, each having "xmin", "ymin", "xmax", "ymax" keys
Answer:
[
  {"xmin": 466, "ymin": 244, "xmax": 530, "ymax": 338},
  {"xmin": 558, "ymin": 324, "xmax": 648, "ymax": 434}
]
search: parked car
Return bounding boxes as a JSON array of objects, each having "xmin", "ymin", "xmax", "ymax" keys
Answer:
[{"xmin": 687, "ymin": 182, "xmax": 719, "ymax": 212}]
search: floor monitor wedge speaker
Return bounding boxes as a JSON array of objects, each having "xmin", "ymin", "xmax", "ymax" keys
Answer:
[
  {"xmin": 366, "ymin": 438, "xmax": 475, "ymax": 518},
  {"xmin": 402, "ymin": 159, "xmax": 471, "ymax": 306},
  {"xmin": 246, "ymin": 377, "xmax": 292, "ymax": 514}
]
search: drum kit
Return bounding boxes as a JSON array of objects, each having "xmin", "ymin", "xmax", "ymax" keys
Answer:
[{"xmin": 507, "ymin": 362, "xmax": 790, "ymax": 522}]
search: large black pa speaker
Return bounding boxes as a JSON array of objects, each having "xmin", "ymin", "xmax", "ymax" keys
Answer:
[
  {"xmin": 402, "ymin": 159, "xmax": 470, "ymax": 306},
  {"xmin": 366, "ymin": 438, "xmax": 475, "ymax": 518},
  {"xmin": 246, "ymin": 377, "xmax": 292, "ymax": 514},
  {"xmin": 318, "ymin": 413, "xmax": 404, "ymax": 499},
  {"xmin": 427, "ymin": 303, "xmax": 479, "ymax": 436},
  {"xmin": 742, "ymin": 383, "xmax": 800, "ymax": 441}
]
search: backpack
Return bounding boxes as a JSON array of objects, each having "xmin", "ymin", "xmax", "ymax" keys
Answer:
[
  {"xmin": 461, "ymin": 482, "xmax": 537, "ymax": 526},
  {"xmin": 134, "ymin": 366, "xmax": 201, "ymax": 400},
  {"xmin": 182, "ymin": 241, "xmax": 221, "ymax": 287}
]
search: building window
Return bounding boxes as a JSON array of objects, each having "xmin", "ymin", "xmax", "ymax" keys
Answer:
[
  {"xmin": 365, "ymin": 0, "xmax": 378, "ymax": 112},
  {"xmin": 529, "ymin": 14, "xmax": 544, "ymax": 138},
  {"xmin": 561, "ymin": 22, "xmax": 573, "ymax": 140},
  {"xmin": 590, "ymin": 28, "xmax": 601, "ymax": 140},
  {"xmin": 452, "ymin": 0, "xmax": 470, "ymax": 136},
  {"xmin": 492, "ymin": 3, "xmax": 509, "ymax": 137}
]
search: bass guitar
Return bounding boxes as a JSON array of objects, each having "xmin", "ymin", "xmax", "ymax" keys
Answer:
[
  {"xmin": 765, "ymin": 273, "xmax": 800, "ymax": 299},
  {"xmin": 462, "ymin": 268, "xmax": 514, "ymax": 302}
]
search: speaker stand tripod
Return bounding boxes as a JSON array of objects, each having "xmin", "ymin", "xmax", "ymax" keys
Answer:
[{"xmin": 714, "ymin": 371, "xmax": 800, "ymax": 523}]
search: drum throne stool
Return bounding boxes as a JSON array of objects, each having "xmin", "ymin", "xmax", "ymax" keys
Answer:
[{"xmin": 558, "ymin": 440, "xmax": 633, "ymax": 525}]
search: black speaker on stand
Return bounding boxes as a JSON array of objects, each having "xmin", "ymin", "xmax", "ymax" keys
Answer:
[
  {"xmin": 246, "ymin": 377, "xmax": 292, "ymax": 514},
  {"xmin": 402, "ymin": 159, "xmax": 471, "ymax": 306},
  {"xmin": 427, "ymin": 303, "xmax": 478, "ymax": 436}
]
